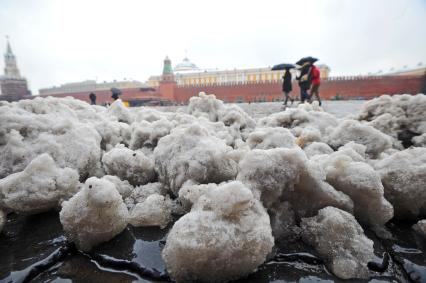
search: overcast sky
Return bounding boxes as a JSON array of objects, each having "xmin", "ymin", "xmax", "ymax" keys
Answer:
[{"xmin": 1, "ymin": 0, "xmax": 425, "ymax": 94}]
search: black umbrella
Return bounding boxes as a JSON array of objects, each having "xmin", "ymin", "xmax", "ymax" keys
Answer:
[
  {"xmin": 110, "ymin": 87, "xmax": 122, "ymax": 95},
  {"xmin": 295, "ymin": 56, "xmax": 318, "ymax": 66},
  {"xmin": 271, "ymin": 63, "xmax": 296, "ymax": 71}
]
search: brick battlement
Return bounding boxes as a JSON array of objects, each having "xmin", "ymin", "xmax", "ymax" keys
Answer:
[
  {"xmin": 41, "ymin": 75, "xmax": 425, "ymax": 105},
  {"xmin": 175, "ymin": 80, "xmax": 282, "ymax": 88},
  {"xmin": 325, "ymin": 75, "xmax": 384, "ymax": 81},
  {"xmin": 173, "ymin": 75, "xmax": 425, "ymax": 103},
  {"xmin": 174, "ymin": 75, "xmax": 421, "ymax": 87}
]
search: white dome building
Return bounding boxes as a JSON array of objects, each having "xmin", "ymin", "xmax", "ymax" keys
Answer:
[
  {"xmin": 174, "ymin": 57, "xmax": 200, "ymax": 73},
  {"xmin": 147, "ymin": 55, "xmax": 330, "ymax": 89}
]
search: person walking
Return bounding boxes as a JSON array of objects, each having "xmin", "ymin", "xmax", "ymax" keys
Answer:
[
  {"xmin": 282, "ymin": 69, "xmax": 294, "ymax": 107},
  {"xmin": 296, "ymin": 62, "xmax": 312, "ymax": 103},
  {"xmin": 111, "ymin": 92, "xmax": 119, "ymax": 101},
  {"xmin": 111, "ymin": 88, "xmax": 121, "ymax": 101},
  {"xmin": 89, "ymin": 92, "xmax": 96, "ymax": 105},
  {"xmin": 309, "ymin": 64, "xmax": 322, "ymax": 106}
]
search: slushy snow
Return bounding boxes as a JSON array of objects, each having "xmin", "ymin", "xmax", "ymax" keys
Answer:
[
  {"xmin": 59, "ymin": 177, "xmax": 129, "ymax": 251},
  {"xmin": 327, "ymin": 119, "xmax": 392, "ymax": 157},
  {"xmin": 101, "ymin": 175, "xmax": 134, "ymax": 199},
  {"xmin": 301, "ymin": 207, "xmax": 375, "ymax": 279},
  {"xmin": 102, "ymin": 145, "xmax": 156, "ymax": 186},
  {"xmin": 124, "ymin": 182, "xmax": 167, "ymax": 209},
  {"xmin": 246, "ymin": 127, "xmax": 297, "ymax": 149},
  {"xmin": 318, "ymin": 152, "xmax": 394, "ymax": 228},
  {"xmin": 237, "ymin": 148, "xmax": 353, "ymax": 222},
  {"xmin": 1, "ymin": 92, "xmax": 425, "ymax": 281},
  {"xmin": 0, "ymin": 210, "xmax": 5, "ymax": 233},
  {"xmin": 374, "ymin": 147, "xmax": 426, "ymax": 219},
  {"xmin": 0, "ymin": 153, "xmax": 79, "ymax": 213},
  {"xmin": 413, "ymin": 220, "xmax": 426, "ymax": 241},
  {"xmin": 357, "ymin": 94, "xmax": 426, "ymax": 147},
  {"xmin": 162, "ymin": 181, "xmax": 274, "ymax": 283},
  {"xmin": 129, "ymin": 193, "xmax": 172, "ymax": 229},
  {"xmin": 154, "ymin": 124, "xmax": 237, "ymax": 196}
]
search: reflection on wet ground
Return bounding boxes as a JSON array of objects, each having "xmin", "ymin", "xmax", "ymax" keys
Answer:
[{"xmin": 1, "ymin": 211, "xmax": 425, "ymax": 283}]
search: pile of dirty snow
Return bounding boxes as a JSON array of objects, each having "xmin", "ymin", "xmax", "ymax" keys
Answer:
[{"xmin": 0, "ymin": 92, "xmax": 425, "ymax": 281}]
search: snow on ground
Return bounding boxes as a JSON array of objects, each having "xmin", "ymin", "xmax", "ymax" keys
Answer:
[
  {"xmin": 0, "ymin": 92, "xmax": 425, "ymax": 281},
  {"xmin": 59, "ymin": 177, "xmax": 129, "ymax": 251},
  {"xmin": 162, "ymin": 181, "xmax": 274, "ymax": 283},
  {"xmin": 413, "ymin": 219, "xmax": 426, "ymax": 241},
  {"xmin": 301, "ymin": 206, "xmax": 375, "ymax": 279},
  {"xmin": 0, "ymin": 209, "xmax": 5, "ymax": 233},
  {"xmin": 129, "ymin": 193, "xmax": 172, "ymax": 229},
  {"xmin": 0, "ymin": 153, "xmax": 79, "ymax": 213}
]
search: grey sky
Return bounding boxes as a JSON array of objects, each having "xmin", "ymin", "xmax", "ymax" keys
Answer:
[{"xmin": 1, "ymin": 0, "xmax": 425, "ymax": 94}]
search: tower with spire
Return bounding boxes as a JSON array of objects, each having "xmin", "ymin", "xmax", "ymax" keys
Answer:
[
  {"xmin": 0, "ymin": 36, "xmax": 30, "ymax": 101},
  {"xmin": 4, "ymin": 36, "xmax": 21, "ymax": 78},
  {"xmin": 162, "ymin": 56, "xmax": 174, "ymax": 81},
  {"xmin": 158, "ymin": 56, "xmax": 176, "ymax": 101}
]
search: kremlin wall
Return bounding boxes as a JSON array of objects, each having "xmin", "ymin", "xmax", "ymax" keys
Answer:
[
  {"xmin": 41, "ymin": 73, "xmax": 423, "ymax": 106},
  {"xmin": 39, "ymin": 56, "xmax": 426, "ymax": 106},
  {"xmin": 173, "ymin": 75, "xmax": 424, "ymax": 103}
]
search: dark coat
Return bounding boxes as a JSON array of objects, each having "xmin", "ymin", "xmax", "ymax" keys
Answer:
[
  {"xmin": 282, "ymin": 71, "xmax": 292, "ymax": 92},
  {"xmin": 89, "ymin": 93, "xmax": 96, "ymax": 103},
  {"xmin": 297, "ymin": 65, "xmax": 312, "ymax": 91}
]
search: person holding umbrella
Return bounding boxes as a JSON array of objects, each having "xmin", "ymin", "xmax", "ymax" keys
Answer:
[
  {"xmin": 309, "ymin": 64, "xmax": 322, "ymax": 106},
  {"xmin": 295, "ymin": 57, "xmax": 317, "ymax": 103},
  {"xmin": 296, "ymin": 62, "xmax": 312, "ymax": 103},
  {"xmin": 111, "ymin": 87, "xmax": 122, "ymax": 101},
  {"xmin": 271, "ymin": 63, "xmax": 295, "ymax": 108},
  {"xmin": 282, "ymin": 69, "xmax": 294, "ymax": 107},
  {"xmin": 89, "ymin": 92, "xmax": 96, "ymax": 105}
]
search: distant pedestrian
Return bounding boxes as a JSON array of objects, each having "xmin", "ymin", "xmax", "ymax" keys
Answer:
[
  {"xmin": 282, "ymin": 69, "xmax": 294, "ymax": 106},
  {"xmin": 309, "ymin": 64, "xmax": 322, "ymax": 106},
  {"xmin": 89, "ymin": 92, "xmax": 96, "ymax": 105},
  {"xmin": 111, "ymin": 88, "xmax": 121, "ymax": 101},
  {"xmin": 296, "ymin": 62, "xmax": 312, "ymax": 103}
]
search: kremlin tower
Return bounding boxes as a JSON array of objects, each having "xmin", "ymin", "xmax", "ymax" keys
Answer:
[
  {"xmin": 0, "ymin": 37, "xmax": 30, "ymax": 101},
  {"xmin": 158, "ymin": 56, "xmax": 176, "ymax": 101}
]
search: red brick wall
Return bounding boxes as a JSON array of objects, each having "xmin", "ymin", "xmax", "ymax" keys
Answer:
[
  {"xmin": 174, "ymin": 81, "xmax": 281, "ymax": 103},
  {"xmin": 40, "ymin": 87, "xmax": 164, "ymax": 105},
  {"xmin": 40, "ymin": 75, "xmax": 424, "ymax": 105},
  {"xmin": 319, "ymin": 76, "xmax": 423, "ymax": 99},
  {"xmin": 159, "ymin": 80, "xmax": 177, "ymax": 101},
  {"xmin": 173, "ymin": 75, "xmax": 424, "ymax": 103}
]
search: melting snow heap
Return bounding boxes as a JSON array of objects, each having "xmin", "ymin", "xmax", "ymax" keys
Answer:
[
  {"xmin": 0, "ymin": 153, "xmax": 79, "ymax": 213},
  {"xmin": 163, "ymin": 181, "xmax": 274, "ymax": 283},
  {"xmin": 0, "ymin": 92, "xmax": 425, "ymax": 281},
  {"xmin": 60, "ymin": 177, "xmax": 129, "ymax": 251},
  {"xmin": 301, "ymin": 206, "xmax": 374, "ymax": 279}
]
